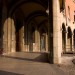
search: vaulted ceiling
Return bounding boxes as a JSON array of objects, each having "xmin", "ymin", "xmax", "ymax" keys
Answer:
[
  {"xmin": 2, "ymin": 0, "xmax": 48, "ymax": 30},
  {"xmin": 3, "ymin": 0, "xmax": 48, "ymax": 10}
]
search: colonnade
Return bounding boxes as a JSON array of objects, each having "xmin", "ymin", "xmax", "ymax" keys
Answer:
[{"xmin": 1, "ymin": 0, "xmax": 73, "ymax": 64}]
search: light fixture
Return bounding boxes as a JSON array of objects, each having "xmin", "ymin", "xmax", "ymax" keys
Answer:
[{"xmin": 46, "ymin": 8, "xmax": 49, "ymax": 15}]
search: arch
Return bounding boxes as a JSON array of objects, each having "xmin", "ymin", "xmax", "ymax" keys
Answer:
[
  {"xmin": 25, "ymin": 10, "xmax": 48, "ymax": 25},
  {"xmin": 38, "ymin": 19, "xmax": 48, "ymax": 32},
  {"xmin": 39, "ymin": 24, "xmax": 47, "ymax": 34},
  {"xmin": 11, "ymin": 8, "xmax": 25, "ymax": 52},
  {"xmin": 73, "ymin": 29, "xmax": 75, "ymax": 51},
  {"xmin": 62, "ymin": 23, "xmax": 66, "ymax": 53},
  {"xmin": 38, "ymin": 23, "xmax": 48, "ymax": 52},
  {"xmin": 67, "ymin": 27, "xmax": 72, "ymax": 52},
  {"xmin": 67, "ymin": 27, "xmax": 72, "ymax": 39},
  {"xmin": 5, "ymin": 0, "xmax": 48, "ymax": 53},
  {"xmin": 29, "ymin": 25, "xmax": 36, "ymax": 52}
]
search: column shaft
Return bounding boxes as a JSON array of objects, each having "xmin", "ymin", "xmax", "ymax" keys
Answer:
[
  {"xmin": 72, "ymin": 34, "xmax": 74, "ymax": 52},
  {"xmin": 7, "ymin": 18, "xmax": 12, "ymax": 53},
  {"xmin": 53, "ymin": 0, "xmax": 61, "ymax": 64},
  {"xmin": 11, "ymin": 18, "xmax": 16, "ymax": 52}
]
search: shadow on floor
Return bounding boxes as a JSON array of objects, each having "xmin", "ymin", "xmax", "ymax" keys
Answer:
[
  {"xmin": 0, "ymin": 70, "xmax": 24, "ymax": 75},
  {"xmin": 72, "ymin": 59, "xmax": 75, "ymax": 65},
  {"xmin": 62, "ymin": 54, "xmax": 75, "ymax": 57},
  {"xmin": 2, "ymin": 53, "xmax": 49, "ymax": 63}
]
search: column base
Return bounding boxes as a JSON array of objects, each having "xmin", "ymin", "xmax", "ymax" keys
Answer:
[
  {"xmin": 53, "ymin": 57, "xmax": 61, "ymax": 64},
  {"xmin": 48, "ymin": 56, "xmax": 61, "ymax": 64}
]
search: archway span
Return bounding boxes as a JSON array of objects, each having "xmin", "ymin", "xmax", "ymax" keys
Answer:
[
  {"xmin": 62, "ymin": 23, "xmax": 66, "ymax": 53},
  {"xmin": 38, "ymin": 21, "xmax": 48, "ymax": 52},
  {"xmin": 13, "ymin": 9, "xmax": 25, "ymax": 52},
  {"xmin": 67, "ymin": 27, "xmax": 72, "ymax": 52},
  {"xmin": 1, "ymin": 0, "xmax": 49, "ymax": 64},
  {"xmin": 67, "ymin": 27, "xmax": 72, "ymax": 39},
  {"xmin": 38, "ymin": 19, "xmax": 48, "ymax": 31},
  {"xmin": 25, "ymin": 10, "xmax": 48, "ymax": 25},
  {"xmin": 3, "ymin": 0, "xmax": 49, "ymax": 53},
  {"xmin": 73, "ymin": 29, "xmax": 75, "ymax": 52}
]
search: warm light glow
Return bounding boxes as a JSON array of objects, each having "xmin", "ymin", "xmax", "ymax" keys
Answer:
[{"xmin": 46, "ymin": 9, "xmax": 49, "ymax": 15}]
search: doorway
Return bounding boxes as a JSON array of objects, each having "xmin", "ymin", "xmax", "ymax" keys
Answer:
[
  {"xmin": 16, "ymin": 31, "xmax": 20, "ymax": 52},
  {"xmin": 15, "ymin": 18, "xmax": 23, "ymax": 52},
  {"xmin": 40, "ymin": 34, "xmax": 46, "ymax": 52},
  {"xmin": 29, "ymin": 27, "xmax": 35, "ymax": 52}
]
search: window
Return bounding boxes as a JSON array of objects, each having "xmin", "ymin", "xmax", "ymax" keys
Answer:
[
  {"xmin": 74, "ymin": 11, "xmax": 75, "ymax": 22},
  {"xmin": 73, "ymin": 0, "xmax": 75, "ymax": 3},
  {"xmin": 60, "ymin": 0, "xmax": 65, "ymax": 11},
  {"xmin": 68, "ymin": 6, "xmax": 70, "ymax": 19}
]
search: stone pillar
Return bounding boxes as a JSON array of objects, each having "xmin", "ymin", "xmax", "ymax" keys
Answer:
[
  {"xmin": 46, "ymin": 34, "xmax": 48, "ymax": 52},
  {"xmin": 34, "ymin": 29, "xmax": 40, "ymax": 52},
  {"xmin": 72, "ymin": 34, "xmax": 74, "ymax": 52},
  {"xmin": 24, "ymin": 23, "xmax": 27, "ymax": 51},
  {"xmin": 7, "ymin": 18, "xmax": 12, "ymax": 53},
  {"xmin": 19, "ymin": 25, "xmax": 24, "ymax": 51},
  {"xmin": 66, "ymin": 31, "xmax": 68, "ymax": 52},
  {"xmin": 53, "ymin": 0, "xmax": 61, "ymax": 64},
  {"xmin": 37, "ymin": 30, "xmax": 40, "ymax": 52},
  {"xmin": 22, "ymin": 21, "xmax": 25, "ymax": 51},
  {"xmin": 34, "ymin": 29, "xmax": 38, "ymax": 52},
  {"xmin": 11, "ymin": 18, "xmax": 16, "ymax": 52}
]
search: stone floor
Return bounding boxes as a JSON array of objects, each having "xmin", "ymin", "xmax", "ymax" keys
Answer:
[
  {"xmin": 61, "ymin": 54, "xmax": 75, "ymax": 65},
  {"xmin": 59, "ymin": 54, "xmax": 75, "ymax": 75},
  {"xmin": 0, "ymin": 52, "xmax": 74, "ymax": 75}
]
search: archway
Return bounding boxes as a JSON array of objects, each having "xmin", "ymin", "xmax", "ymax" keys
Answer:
[
  {"xmin": 67, "ymin": 27, "xmax": 72, "ymax": 52},
  {"xmin": 39, "ymin": 23, "xmax": 48, "ymax": 52},
  {"xmin": 62, "ymin": 24, "xmax": 66, "ymax": 53},
  {"xmin": 13, "ymin": 9, "xmax": 24, "ymax": 52},
  {"xmin": 73, "ymin": 29, "xmax": 75, "ymax": 51},
  {"xmin": 28, "ymin": 22, "xmax": 36, "ymax": 52},
  {"xmin": 40, "ymin": 28, "xmax": 46, "ymax": 52},
  {"xmin": 1, "ymin": 0, "xmax": 49, "ymax": 64},
  {"xmin": 10, "ymin": 1, "xmax": 48, "ymax": 52}
]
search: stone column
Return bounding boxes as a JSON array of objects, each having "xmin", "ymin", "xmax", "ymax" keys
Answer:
[
  {"xmin": 66, "ymin": 30, "xmax": 68, "ymax": 52},
  {"xmin": 11, "ymin": 18, "xmax": 16, "ymax": 52},
  {"xmin": 72, "ymin": 34, "xmax": 74, "ymax": 52},
  {"xmin": 46, "ymin": 34, "xmax": 48, "ymax": 52},
  {"xmin": 37, "ymin": 30, "xmax": 40, "ymax": 52},
  {"xmin": 7, "ymin": 18, "xmax": 12, "ymax": 53},
  {"xmin": 19, "ymin": 25, "xmax": 24, "ymax": 51},
  {"xmin": 53, "ymin": 0, "xmax": 61, "ymax": 64},
  {"xmin": 34, "ymin": 29, "xmax": 38, "ymax": 52},
  {"xmin": 22, "ymin": 21, "xmax": 25, "ymax": 51}
]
